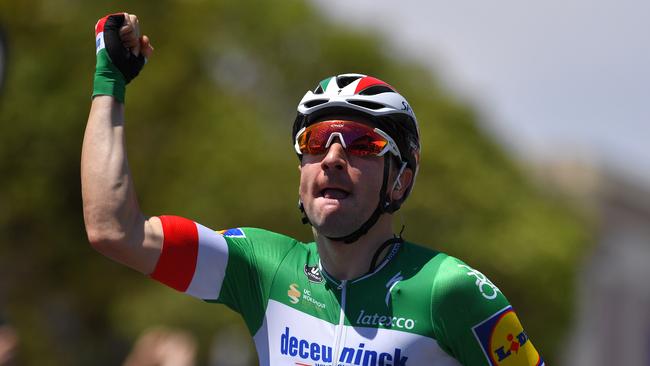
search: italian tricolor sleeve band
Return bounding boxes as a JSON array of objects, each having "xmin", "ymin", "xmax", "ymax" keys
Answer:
[
  {"xmin": 93, "ymin": 15, "xmax": 126, "ymax": 103},
  {"xmin": 150, "ymin": 215, "xmax": 229, "ymax": 301}
]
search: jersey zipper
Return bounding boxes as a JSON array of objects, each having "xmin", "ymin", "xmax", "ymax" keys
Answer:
[{"xmin": 332, "ymin": 279, "xmax": 348, "ymax": 365}]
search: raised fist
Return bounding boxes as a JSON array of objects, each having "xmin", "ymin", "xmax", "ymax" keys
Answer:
[{"xmin": 95, "ymin": 12, "xmax": 153, "ymax": 83}]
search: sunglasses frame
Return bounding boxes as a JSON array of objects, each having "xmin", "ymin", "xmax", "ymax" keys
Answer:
[{"xmin": 294, "ymin": 120, "xmax": 402, "ymax": 161}]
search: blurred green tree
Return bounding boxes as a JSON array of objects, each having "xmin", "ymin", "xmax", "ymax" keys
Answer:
[{"xmin": 0, "ymin": 0, "xmax": 589, "ymax": 364}]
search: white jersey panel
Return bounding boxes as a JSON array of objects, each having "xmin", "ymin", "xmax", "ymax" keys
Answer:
[
  {"xmin": 254, "ymin": 299, "xmax": 460, "ymax": 366},
  {"xmin": 185, "ymin": 223, "xmax": 229, "ymax": 300}
]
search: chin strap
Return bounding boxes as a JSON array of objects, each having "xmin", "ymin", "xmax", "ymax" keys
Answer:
[
  {"xmin": 298, "ymin": 200, "xmax": 311, "ymax": 225},
  {"xmin": 384, "ymin": 162, "xmax": 407, "ymax": 213}
]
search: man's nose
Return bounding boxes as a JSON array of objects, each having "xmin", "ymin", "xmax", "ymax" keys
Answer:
[{"xmin": 321, "ymin": 141, "xmax": 348, "ymax": 171}]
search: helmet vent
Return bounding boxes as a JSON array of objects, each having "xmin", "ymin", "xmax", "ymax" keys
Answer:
[
  {"xmin": 359, "ymin": 85, "xmax": 394, "ymax": 95},
  {"xmin": 303, "ymin": 99, "xmax": 329, "ymax": 108},
  {"xmin": 348, "ymin": 100, "xmax": 385, "ymax": 110},
  {"xmin": 313, "ymin": 85, "xmax": 324, "ymax": 94},
  {"xmin": 336, "ymin": 75, "xmax": 361, "ymax": 88}
]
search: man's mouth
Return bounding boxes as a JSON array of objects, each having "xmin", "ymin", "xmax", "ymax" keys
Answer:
[{"xmin": 320, "ymin": 188, "xmax": 350, "ymax": 200}]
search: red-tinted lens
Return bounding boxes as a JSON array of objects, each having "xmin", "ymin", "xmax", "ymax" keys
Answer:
[
  {"xmin": 346, "ymin": 134, "xmax": 388, "ymax": 156},
  {"xmin": 297, "ymin": 121, "xmax": 388, "ymax": 156}
]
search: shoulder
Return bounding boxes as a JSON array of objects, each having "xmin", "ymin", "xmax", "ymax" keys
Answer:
[
  {"xmin": 410, "ymin": 250, "xmax": 544, "ymax": 365},
  {"xmin": 219, "ymin": 227, "xmax": 303, "ymax": 247},
  {"xmin": 395, "ymin": 245, "xmax": 506, "ymax": 307},
  {"xmin": 219, "ymin": 227, "xmax": 313, "ymax": 264},
  {"xmin": 396, "ymin": 246, "xmax": 511, "ymax": 327},
  {"xmin": 222, "ymin": 227, "xmax": 301, "ymax": 244},
  {"xmin": 430, "ymin": 255, "xmax": 508, "ymax": 310},
  {"xmin": 431, "ymin": 256, "xmax": 545, "ymax": 365}
]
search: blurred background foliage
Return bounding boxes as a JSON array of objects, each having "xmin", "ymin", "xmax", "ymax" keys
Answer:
[{"xmin": 0, "ymin": 0, "xmax": 590, "ymax": 364}]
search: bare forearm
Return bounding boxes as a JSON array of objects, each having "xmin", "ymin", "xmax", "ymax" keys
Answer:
[
  {"xmin": 81, "ymin": 96, "xmax": 160, "ymax": 273},
  {"xmin": 82, "ymin": 96, "xmax": 136, "ymax": 235}
]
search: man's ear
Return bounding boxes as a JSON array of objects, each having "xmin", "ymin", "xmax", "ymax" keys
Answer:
[{"xmin": 391, "ymin": 167, "xmax": 413, "ymax": 201}]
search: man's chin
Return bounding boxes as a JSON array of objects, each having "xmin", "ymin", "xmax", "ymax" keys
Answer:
[
  {"xmin": 309, "ymin": 214, "xmax": 361, "ymax": 240},
  {"xmin": 313, "ymin": 227, "xmax": 355, "ymax": 241}
]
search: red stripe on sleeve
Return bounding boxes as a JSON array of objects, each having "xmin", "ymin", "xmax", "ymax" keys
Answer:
[{"xmin": 150, "ymin": 215, "xmax": 199, "ymax": 292}]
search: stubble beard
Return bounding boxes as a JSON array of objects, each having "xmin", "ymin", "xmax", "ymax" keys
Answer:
[{"xmin": 307, "ymin": 198, "xmax": 375, "ymax": 239}]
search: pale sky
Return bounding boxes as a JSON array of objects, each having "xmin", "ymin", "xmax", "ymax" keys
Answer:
[{"xmin": 312, "ymin": 0, "xmax": 650, "ymax": 184}]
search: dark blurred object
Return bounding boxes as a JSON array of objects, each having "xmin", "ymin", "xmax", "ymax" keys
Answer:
[
  {"xmin": 123, "ymin": 327, "xmax": 197, "ymax": 366},
  {"xmin": 0, "ymin": 24, "xmax": 6, "ymax": 95},
  {"xmin": 0, "ymin": 324, "xmax": 18, "ymax": 366}
]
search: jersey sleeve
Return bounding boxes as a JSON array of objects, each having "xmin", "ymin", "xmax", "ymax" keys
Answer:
[
  {"xmin": 430, "ymin": 256, "xmax": 544, "ymax": 366},
  {"xmin": 149, "ymin": 215, "xmax": 300, "ymax": 333}
]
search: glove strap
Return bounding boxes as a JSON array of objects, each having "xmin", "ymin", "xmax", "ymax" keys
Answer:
[{"xmin": 93, "ymin": 49, "xmax": 126, "ymax": 103}]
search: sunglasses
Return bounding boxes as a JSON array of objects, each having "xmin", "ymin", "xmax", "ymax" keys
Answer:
[{"xmin": 294, "ymin": 120, "xmax": 401, "ymax": 159}]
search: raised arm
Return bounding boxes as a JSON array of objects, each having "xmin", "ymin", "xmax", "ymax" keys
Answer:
[{"xmin": 81, "ymin": 13, "xmax": 160, "ymax": 274}]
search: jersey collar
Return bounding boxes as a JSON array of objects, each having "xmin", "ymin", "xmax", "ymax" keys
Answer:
[{"xmin": 318, "ymin": 241, "xmax": 402, "ymax": 287}]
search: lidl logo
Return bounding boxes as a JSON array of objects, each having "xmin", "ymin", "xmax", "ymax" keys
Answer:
[
  {"xmin": 473, "ymin": 306, "xmax": 544, "ymax": 366},
  {"xmin": 218, "ymin": 228, "xmax": 246, "ymax": 238},
  {"xmin": 494, "ymin": 331, "xmax": 530, "ymax": 362}
]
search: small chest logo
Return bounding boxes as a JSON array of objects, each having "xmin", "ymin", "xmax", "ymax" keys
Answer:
[
  {"xmin": 304, "ymin": 264, "xmax": 324, "ymax": 283},
  {"xmin": 287, "ymin": 283, "xmax": 326, "ymax": 309},
  {"xmin": 287, "ymin": 283, "xmax": 301, "ymax": 304}
]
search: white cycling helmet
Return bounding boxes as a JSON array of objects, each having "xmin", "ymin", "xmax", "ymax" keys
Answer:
[{"xmin": 298, "ymin": 73, "xmax": 417, "ymax": 122}]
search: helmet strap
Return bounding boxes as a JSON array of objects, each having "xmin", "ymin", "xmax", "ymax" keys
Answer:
[
  {"xmin": 384, "ymin": 161, "xmax": 408, "ymax": 214},
  {"xmin": 298, "ymin": 199, "xmax": 312, "ymax": 225},
  {"xmin": 391, "ymin": 162, "xmax": 407, "ymax": 192}
]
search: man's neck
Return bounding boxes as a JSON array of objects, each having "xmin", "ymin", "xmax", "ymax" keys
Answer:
[{"xmin": 314, "ymin": 215, "xmax": 397, "ymax": 281}]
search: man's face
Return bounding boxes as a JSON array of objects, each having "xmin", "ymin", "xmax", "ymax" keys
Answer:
[{"xmin": 298, "ymin": 131, "xmax": 386, "ymax": 239}]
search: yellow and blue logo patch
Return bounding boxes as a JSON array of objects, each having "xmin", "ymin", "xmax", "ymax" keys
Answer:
[{"xmin": 473, "ymin": 306, "xmax": 544, "ymax": 366}]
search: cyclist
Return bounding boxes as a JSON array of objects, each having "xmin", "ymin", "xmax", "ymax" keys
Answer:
[{"xmin": 82, "ymin": 13, "xmax": 544, "ymax": 366}]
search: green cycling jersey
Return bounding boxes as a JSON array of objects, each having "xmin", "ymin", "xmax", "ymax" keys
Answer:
[{"xmin": 150, "ymin": 215, "xmax": 543, "ymax": 366}]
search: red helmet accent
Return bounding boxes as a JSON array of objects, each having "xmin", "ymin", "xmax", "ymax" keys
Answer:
[{"xmin": 354, "ymin": 76, "xmax": 396, "ymax": 94}]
